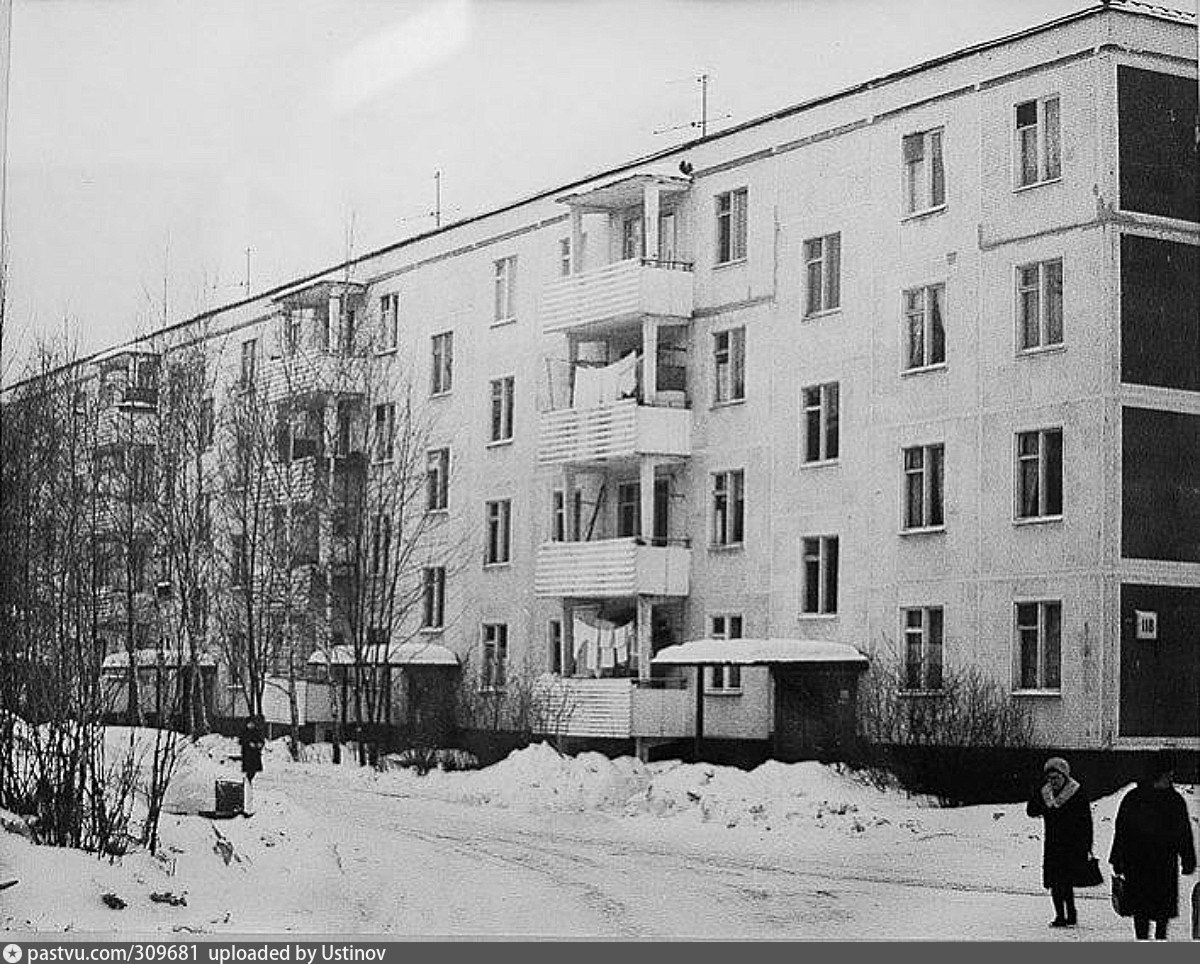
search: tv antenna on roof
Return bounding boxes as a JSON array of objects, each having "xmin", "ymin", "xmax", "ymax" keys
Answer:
[{"xmin": 653, "ymin": 73, "xmax": 732, "ymax": 140}]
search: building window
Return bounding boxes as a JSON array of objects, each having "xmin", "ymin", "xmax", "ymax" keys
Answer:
[
  {"xmin": 484, "ymin": 499, "xmax": 512, "ymax": 565},
  {"xmin": 1017, "ymin": 259, "xmax": 1063, "ymax": 351},
  {"xmin": 431, "ymin": 332, "xmax": 454, "ymax": 395},
  {"xmin": 494, "ymin": 256, "xmax": 517, "ymax": 323},
  {"xmin": 903, "ymin": 284, "xmax": 946, "ymax": 370},
  {"xmin": 379, "ymin": 293, "xmax": 399, "ymax": 352},
  {"xmin": 370, "ymin": 515, "xmax": 391, "ymax": 577},
  {"xmin": 713, "ymin": 328, "xmax": 746, "ymax": 404},
  {"xmin": 489, "ymin": 376, "xmax": 515, "ymax": 443},
  {"xmin": 1015, "ymin": 428, "xmax": 1063, "ymax": 520},
  {"xmin": 802, "ymin": 382, "xmax": 839, "ymax": 463},
  {"xmin": 903, "ymin": 607, "xmax": 944, "ymax": 692},
  {"xmin": 200, "ymin": 397, "xmax": 215, "ymax": 451},
  {"xmin": 621, "ymin": 214, "xmax": 643, "ymax": 261},
  {"xmin": 715, "ymin": 188, "xmax": 748, "ymax": 265},
  {"xmin": 240, "ymin": 339, "xmax": 257, "ymax": 388},
  {"xmin": 711, "ymin": 470, "xmax": 745, "ymax": 548},
  {"xmin": 707, "ymin": 614, "xmax": 743, "ymax": 692},
  {"xmin": 231, "ymin": 532, "xmax": 249, "ymax": 588},
  {"xmin": 552, "ymin": 489, "xmax": 582, "ymax": 542},
  {"xmin": 902, "ymin": 128, "xmax": 946, "ymax": 215},
  {"xmin": 549, "ymin": 619, "xmax": 564, "ymax": 674},
  {"xmin": 334, "ymin": 399, "xmax": 357, "ymax": 458},
  {"xmin": 616, "ymin": 481, "xmax": 640, "ymax": 539},
  {"xmin": 804, "ymin": 233, "xmax": 841, "ymax": 316},
  {"xmin": 801, "ymin": 535, "xmax": 838, "ymax": 615},
  {"xmin": 373, "ymin": 403, "xmax": 395, "ymax": 463},
  {"xmin": 903, "ymin": 443, "xmax": 945, "ymax": 531},
  {"xmin": 559, "ymin": 238, "xmax": 572, "ymax": 277},
  {"xmin": 422, "ymin": 566, "xmax": 446, "ymax": 629},
  {"xmin": 283, "ymin": 310, "xmax": 305, "ymax": 357},
  {"xmin": 1016, "ymin": 600, "xmax": 1061, "ymax": 691},
  {"xmin": 481, "ymin": 623, "xmax": 508, "ymax": 691},
  {"xmin": 426, "ymin": 447, "xmax": 450, "ymax": 512},
  {"xmin": 1015, "ymin": 96, "xmax": 1061, "ymax": 188}
]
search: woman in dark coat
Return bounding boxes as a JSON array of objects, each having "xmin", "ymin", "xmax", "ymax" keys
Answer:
[
  {"xmin": 1109, "ymin": 751, "xmax": 1197, "ymax": 940},
  {"xmin": 1027, "ymin": 756, "xmax": 1093, "ymax": 927},
  {"xmin": 239, "ymin": 714, "xmax": 265, "ymax": 816}
]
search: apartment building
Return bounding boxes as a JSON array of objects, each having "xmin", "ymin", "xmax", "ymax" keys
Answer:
[{"xmin": 17, "ymin": 2, "xmax": 1196, "ymax": 759}]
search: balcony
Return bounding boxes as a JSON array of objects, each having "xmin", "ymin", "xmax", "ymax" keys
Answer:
[
  {"xmin": 541, "ymin": 258, "xmax": 693, "ymax": 336},
  {"xmin": 267, "ymin": 351, "xmax": 364, "ymax": 398},
  {"xmin": 539, "ymin": 398, "xmax": 691, "ymax": 467},
  {"xmin": 534, "ymin": 537, "xmax": 690, "ymax": 598},
  {"xmin": 531, "ymin": 676, "xmax": 693, "ymax": 740}
]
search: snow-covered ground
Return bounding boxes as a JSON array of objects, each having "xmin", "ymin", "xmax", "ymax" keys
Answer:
[{"xmin": 1, "ymin": 731, "xmax": 1197, "ymax": 940}]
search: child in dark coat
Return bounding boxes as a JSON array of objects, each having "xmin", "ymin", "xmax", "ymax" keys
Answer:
[
  {"xmin": 239, "ymin": 715, "xmax": 265, "ymax": 816},
  {"xmin": 1027, "ymin": 756, "xmax": 1093, "ymax": 928}
]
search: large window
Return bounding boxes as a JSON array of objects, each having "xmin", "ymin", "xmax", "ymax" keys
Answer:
[
  {"xmin": 484, "ymin": 499, "xmax": 512, "ymax": 565},
  {"xmin": 713, "ymin": 327, "xmax": 746, "ymax": 404},
  {"xmin": 902, "ymin": 128, "xmax": 946, "ymax": 215},
  {"xmin": 1017, "ymin": 260, "xmax": 1063, "ymax": 351},
  {"xmin": 426, "ymin": 448, "xmax": 450, "ymax": 512},
  {"xmin": 240, "ymin": 339, "xmax": 257, "ymax": 389},
  {"xmin": 616, "ymin": 481, "xmax": 640, "ymax": 539},
  {"xmin": 801, "ymin": 536, "xmax": 838, "ymax": 615},
  {"xmin": 707, "ymin": 614, "xmax": 743, "ymax": 692},
  {"xmin": 903, "ymin": 443, "xmax": 945, "ymax": 531},
  {"xmin": 431, "ymin": 332, "xmax": 454, "ymax": 395},
  {"xmin": 802, "ymin": 382, "xmax": 839, "ymax": 464},
  {"xmin": 903, "ymin": 284, "xmax": 946, "ymax": 370},
  {"xmin": 481, "ymin": 623, "xmax": 508, "ymax": 691},
  {"xmin": 804, "ymin": 233, "xmax": 841, "ymax": 316},
  {"xmin": 373, "ymin": 403, "xmax": 395, "ymax": 463},
  {"xmin": 552, "ymin": 489, "xmax": 582, "ymax": 542},
  {"xmin": 715, "ymin": 188, "xmax": 748, "ymax": 265},
  {"xmin": 1016, "ymin": 600, "xmax": 1061, "ymax": 691},
  {"xmin": 421, "ymin": 567, "xmax": 446, "ymax": 629},
  {"xmin": 1016, "ymin": 428, "xmax": 1063, "ymax": 521},
  {"xmin": 903, "ymin": 606, "xmax": 944, "ymax": 692},
  {"xmin": 494, "ymin": 256, "xmax": 517, "ymax": 324},
  {"xmin": 711, "ymin": 470, "xmax": 745, "ymax": 547},
  {"xmin": 370, "ymin": 515, "xmax": 391, "ymax": 577},
  {"xmin": 1015, "ymin": 96, "xmax": 1061, "ymax": 188},
  {"xmin": 379, "ymin": 292, "xmax": 399, "ymax": 352},
  {"xmin": 489, "ymin": 376, "xmax": 515, "ymax": 443}
]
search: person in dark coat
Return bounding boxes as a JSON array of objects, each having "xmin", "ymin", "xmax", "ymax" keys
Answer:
[
  {"xmin": 1109, "ymin": 750, "xmax": 1197, "ymax": 940},
  {"xmin": 1027, "ymin": 756, "xmax": 1093, "ymax": 927},
  {"xmin": 239, "ymin": 714, "xmax": 265, "ymax": 816}
]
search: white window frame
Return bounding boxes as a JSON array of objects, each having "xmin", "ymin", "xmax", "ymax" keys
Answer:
[
  {"xmin": 902, "ymin": 128, "xmax": 946, "ymax": 216},
  {"xmin": 706, "ymin": 614, "xmax": 744, "ymax": 693},
  {"xmin": 373, "ymin": 402, "xmax": 395, "ymax": 463},
  {"xmin": 1016, "ymin": 259, "xmax": 1064, "ymax": 353},
  {"xmin": 803, "ymin": 233, "xmax": 841, "ymax": 316},
  {"xmin": 713, "ymin": 327, "xmax": 746, "ymax": 404},
  {"xmin": 493, "ymin": 255, "xmax": 517, "ymax": 324},
  {"xmin": 421, "ymin": 566, "xmax": 446, "ymax": 630},
  {"xmin": 1014, "ymin": 600, "xmax": 1062, "ymax": 693},
  {"xmin": 489, "ymin": 375, "xmax": 515, "ymax": 444},
  {"xmin": 802, "ymin": 382, "xmax": 839, "ymax": 464},
  {"xmin": 551, "ymin": 489, "xmax": 582, "ymax": 542},
  {"xmin": 240, "ymin": 338, "xmax": 257, "ymax": 388},
  {"xmin": 1014, "ymin": 428, "xmax": 1063, "ymax": 522},
  {"xmin": 1014, "ymin": 95, "xmax": 1061, "ymax": 189},
  {"xmin": 715, "ymin": 188, "xmax": 748, "ymax": 265},
  {"xmin": 480, "ymin": 622, "xmax": 509, "ymax": 692},
  {"xmin": 558, "ymin": 237, "xmax": 572, "ymax": 277},
  {"xmin": 484, "ymin": 499, "xmax": 512, "ymax": 566},
  {"xmin": 801, "ymin": 535, "xmax": 838, "ymax": 615},
  {"xmin": 426, "ymin": 447, "xmax": 450, "ymax": 513},
  {"xmin": 902, "ymin": 284, "xmax": 946, "ymax": 371},
  {"xmin": 902, "ymin": 606, "xmax": 944, "ymax": 693},
  {"xmin": 431, "ymin": 331, "xmax": 454, "ymax": 396},
  {"xmin": 902, "ymin": 443, "xmax": 945, "ymax": 532},
  {"xmin": 378, "ymin": 292, "xmax": 399, "ymax": 353},
  {"xmin": 710, "ymin": 469, "xmax": 745, "ymax": 548},
  {"xmin": 548, "ymin": 619, "xmax": 564, "ymax": 675}
]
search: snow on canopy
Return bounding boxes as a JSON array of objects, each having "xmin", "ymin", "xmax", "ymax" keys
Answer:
[
  {"xmin": 101, "ymin": 649, "xmax": 217, "ymax": 669},
  {"xmin": 307, "ymin": 641, "xmax": 459, "ymax": 666},
  {"xmin": 652, "ymin": 638, "xmax": 868, "ymax": 666}
]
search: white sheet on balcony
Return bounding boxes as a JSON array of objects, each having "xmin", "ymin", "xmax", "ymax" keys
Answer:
[
  {"xmin": 572, "ymin": 352, "xmax": 639, "ymax": 409},
  {"xmin": 573, "ymin": 613, "xmax": 634, "ymax": 675},
  {"xmin": 652, "ymin": 638, "xmax": 868, "ymax": 666}
]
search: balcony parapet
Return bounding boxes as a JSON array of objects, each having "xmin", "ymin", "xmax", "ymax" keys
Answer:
[
  {"xmin": 538, "ymin": 398, "xmax": 691, "ymax": 467},
  {"xmin": 534, "ymin": 537, "xmax": 690, "ymax": 598},
  {"xmin": 541, "ymin": 258, "xmax": 693, "ymax": 336}
]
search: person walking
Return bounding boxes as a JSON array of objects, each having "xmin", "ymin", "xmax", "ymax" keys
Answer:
[
  {"xmin": 1109, "ymin": 750, "xmax": 1197, "ymax": 940},
  {"xmin": 1027, "ymin": 755, "xmax": 1093, "ymax": 928},
  {"xmin": 239, "ymin": 714, "xmax": 265, "ymax": 816}
]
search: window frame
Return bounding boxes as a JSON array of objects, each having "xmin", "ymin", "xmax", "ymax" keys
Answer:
[
  {"xmin": 902, "ymin": 283, "xmax": 947, "ymax": 372},
  {"xmin": 240, "ymin": 338, "xmax": 258, "ymax": 389},
  {"xmin": 710, "ymin": 469, "xmax": 745, "ymax": 549},
  {"xmin": 902, "ymin": 127, "xmax": 946, "ymax": 217},
  {"xmin": 901, "ymin": 606, "xmax": 945, "ymax": 694},
  {"xmin": 801, "ymin": 535, "xmax": 839, "ymax": 615},
  {"xmin": 901, "ymin": 442, "xmax": 946, "ymax": 532},
  {"xmin": 551, "ymin": 488, "xmax": 582, "ymax": 542},
  {"xmin": 713, "ymin": 327, "xmax": 746, "ymax": 405},
  {"xmin": 430, "ymin": 331, "xmax": 454, "ymax": 396},
  {"xmin": 706, "ymin": 614, "xmax": 744, "ymax": 693},
  {"xmin": 378, "ymin": 292, "xmax": 399, "ymax": 354},
  {"xmin": 802, "ymin": 382, "xmax": 840, "ymax": 465},
  {"xmin": 1014, "ymin": 599, "xmax": 1062, "ymax": 693},
  {"xmin": 803, "ymin": 232, "xmax": 842, "ymax": 317},
  {"xmin": 421, "ymin": 566, "xmax": 446, "ymax": 630},
  {"xmin": 1014, "ymin": 427, "xmax": 1064, "ymax": 522},
  {"xmin": 426, "ymin": 447, "xmax": 450, "ymax": 513},
  {"xmin": 373, "ymin": 402, "xmax": 396, "ymax": 464},
  {"xmin": 1014, "ymin": 95, "xmax": 1061, "ymax": 190},
  {"xmin": 484, "ymin": 498, "xmax": 512, "ymax": 566},
  {"xmin": 1016, "ymin": 258, "xmax": 1064, "ymax": 353},
  {"xmin": 493, "ymin": 255, "xmax": 518, "ymax": 325},
  {"xmin": 488, "ymin": 375, "xmax": 515, "ymax": 445},
  {"xmin": 714, "ymin": 187, "xmax": 748, "ymax": 266},
  {"xmin": 480, "ymin": 622, "xmax": 509, "ymax": 692}
]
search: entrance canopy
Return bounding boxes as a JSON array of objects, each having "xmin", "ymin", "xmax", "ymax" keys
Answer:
[
  {"xmin": 102, "ymin": 649, "xmax": 217, "ymax": 670},
  {"xmin": 652, "ymin": 638, "xmax": 868, "ymax": 667},
  {"xmin": 307, "ymin": 641, "xmax": 459, "ymax": 667}
]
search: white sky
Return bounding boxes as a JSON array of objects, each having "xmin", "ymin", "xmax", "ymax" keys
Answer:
[{"xmin": 3, "ymin": 0, "xmax": 1194, "ymax": 371}]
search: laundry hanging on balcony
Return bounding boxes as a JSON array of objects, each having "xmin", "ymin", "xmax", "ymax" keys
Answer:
[
  {"xmin": 572, "ymin": 352, "xmax": 639, "ymax": 409},
  {"xmin": 573, "ymin": 612, "xmax": 635, "ymax": 676}
]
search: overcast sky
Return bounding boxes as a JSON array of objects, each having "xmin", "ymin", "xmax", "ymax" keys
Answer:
[{"xmin": 4, "ymin": 0, "xmax": 1193, "ymax": 372}]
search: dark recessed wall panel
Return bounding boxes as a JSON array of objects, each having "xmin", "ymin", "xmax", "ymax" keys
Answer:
[
  {"xmin": 1119, "ymin": 584, "xmax": 1200, "ymax": 739},
  {"xmin": 1122, "ymin": 407, "xmax": 1200, "ymax": 563},
  {"xmin": 1118, "ymin": 66, "xmax": 1199, "ymax": 222},
  {"xmin": 1120, "ymin": 235, "xmax": 1199, "ymax": 392}
]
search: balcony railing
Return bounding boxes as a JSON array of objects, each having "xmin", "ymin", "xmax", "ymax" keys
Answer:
[
  {"xmin": 539, "ymin": 398, "xmax": 691, "ymax": 466},
  {"xmin": 534, "ymin": 537, "xmax": 690, "ymax": 598},
  {"xmin": 530, "ymin": 676, "xmax": 694, "ymax": 740},
  {"xmin": 541, "ymin": 258, "xmax": 693, "ymax": 335}
]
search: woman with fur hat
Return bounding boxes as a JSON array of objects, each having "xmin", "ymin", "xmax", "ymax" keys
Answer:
[
  {"xmin": 1027, "ymin": 756, "xmax": 1094, "ymax": 927},
  {"xmin": 1109, "ymin": 750, "xmax": 1196, "ymax": 940}
]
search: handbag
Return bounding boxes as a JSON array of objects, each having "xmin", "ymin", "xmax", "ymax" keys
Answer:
[
  {"xmin": 1075, "ymin": 854, "xmax": 1104, "ymax": 888},
  {"xmin": 1112, "ymin": 874, "xmax": 1130, "ymax": 917}
]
